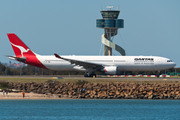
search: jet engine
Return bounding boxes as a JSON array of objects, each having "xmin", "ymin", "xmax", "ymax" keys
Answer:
[{"xmin": 102, "ymin": 66, "xmax": 117, "ymax": 74}]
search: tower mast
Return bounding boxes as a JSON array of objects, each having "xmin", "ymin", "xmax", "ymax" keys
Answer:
[{"xmin": 96, "ymin": 6, "xmax": 125, "ymax": 56}]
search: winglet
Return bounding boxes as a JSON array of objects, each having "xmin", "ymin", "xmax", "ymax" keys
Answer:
[{"xmin": 54, "ymin": 53, "xmax": 61, "ymax": 58}]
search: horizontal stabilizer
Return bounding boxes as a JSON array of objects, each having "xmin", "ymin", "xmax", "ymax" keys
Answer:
[{"xmin": 6, "ymin": 55, "xmax": 26, "ymax": 62}]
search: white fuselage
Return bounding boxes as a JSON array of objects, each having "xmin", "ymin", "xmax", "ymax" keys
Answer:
[{"xmin": 36, "ymin": 55, "xmax": 176, "ymax": 72}]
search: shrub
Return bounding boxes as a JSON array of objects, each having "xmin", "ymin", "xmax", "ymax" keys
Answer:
[{"xmin": 0, "ymin": 82, "xmax": 11, "ymax": 90}]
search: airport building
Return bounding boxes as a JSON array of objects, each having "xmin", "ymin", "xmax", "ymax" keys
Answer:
[{"xmin": 96, "ymin": 6, "xmax": 125, "ymax": 56}]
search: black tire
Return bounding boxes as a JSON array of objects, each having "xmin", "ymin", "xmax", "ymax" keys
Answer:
[
  {"xmin": 89, "ymin": 74, "xmax": 93, "ymax": 77},
  {"xmin": 92, "ymin": 74, "xmax": 96, "ymax": 78},
  {"xmin": 84, "ymin": 74, "xmax": 88, "ymax": 77}
]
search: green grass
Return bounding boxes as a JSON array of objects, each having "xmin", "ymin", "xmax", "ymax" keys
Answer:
[
  {"xmin": 0, "ymin": 78, "xmax": 50, "ymax": 83},
  {"xmin": 0, "ymin": 76, "xmax": 180, "ymax": 84}
]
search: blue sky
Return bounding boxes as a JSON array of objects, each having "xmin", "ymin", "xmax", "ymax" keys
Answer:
[{"xmin": 0, "ymin": 0, "xmax": 180, "ymax": 67}]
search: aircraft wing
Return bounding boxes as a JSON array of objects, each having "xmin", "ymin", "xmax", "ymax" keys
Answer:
[{"xmin": 54, "ymin": 53, "xmax": 103, "ymax": 70}]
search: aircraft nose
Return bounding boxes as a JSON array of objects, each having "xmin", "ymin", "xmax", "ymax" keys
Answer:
[{"xmin": 172, "ymin": 62, "xmax": 176, "ymax": 67}]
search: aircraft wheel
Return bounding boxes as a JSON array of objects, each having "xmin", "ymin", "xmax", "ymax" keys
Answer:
[
  {"xmin": 90, "ymin": 74, "xmax": 96, "ymax": 78},
  {"xmin": 89, "ymin": 74, "xmax": 93, "ymax": 77},
  {"xmin": 84, "ymin": 74, "xmax": 88, "ymax": 77},
  {"xmin": 84, "ymin": 73, "xmax": 96, "ymax": 78}
]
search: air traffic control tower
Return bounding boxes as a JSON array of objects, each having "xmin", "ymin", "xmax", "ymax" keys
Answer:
[{"xmin": 96, "ymin": 6, "xmax": 126, "ymax": 56}]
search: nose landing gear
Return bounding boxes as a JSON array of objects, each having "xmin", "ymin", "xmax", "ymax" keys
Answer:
[{"xmin": 157, "ymin": 70, "xmax": 160, "ymax": 78}]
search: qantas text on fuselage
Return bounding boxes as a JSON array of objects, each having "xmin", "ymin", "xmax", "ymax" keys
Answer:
[{"xmin": 6, "ymin": 33, "xmax": 176, "ymax": 77}]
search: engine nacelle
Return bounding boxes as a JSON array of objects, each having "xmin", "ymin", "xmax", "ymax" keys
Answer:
[
  {"xmin": 73, "ymin": 66, "xmax": 86, "ymax": 71},
  {"xmin": 102, "ymin": 66, "xmax": 117, "ymax": 75}
]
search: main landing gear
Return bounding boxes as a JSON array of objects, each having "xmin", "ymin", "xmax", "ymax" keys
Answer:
[{"xmin": 84, "ymin": 73, "xmax": 96, "ymax": 78}]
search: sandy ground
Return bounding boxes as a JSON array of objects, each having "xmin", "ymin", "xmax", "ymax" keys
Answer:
[{"xmin": 0, "ymin": 92, "xmax": 62, "ymax": 99}]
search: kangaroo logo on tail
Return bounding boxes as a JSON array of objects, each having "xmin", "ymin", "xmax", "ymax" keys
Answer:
[{"xmin": 10, "ymin": 42, "xmax": 30, "ymax": 57}]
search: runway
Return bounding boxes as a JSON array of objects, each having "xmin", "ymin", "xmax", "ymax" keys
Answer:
[{"xmin": 65, "ymin": 76, "xmax": 180, "ymax": 81}]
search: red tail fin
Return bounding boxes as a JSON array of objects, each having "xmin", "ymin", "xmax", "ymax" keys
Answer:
[
  {"xmin": 7, "ymin": 33, "xmax": 47, "ymax": 69},
  {"xmin": 7, "ymin": 33, "xmax": 35, "ymax": 57}
]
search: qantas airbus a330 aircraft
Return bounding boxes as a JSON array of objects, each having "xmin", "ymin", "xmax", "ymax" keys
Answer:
[{"xmin": 7, "ymin": 33, "xmax": 176, "ymax": 77}]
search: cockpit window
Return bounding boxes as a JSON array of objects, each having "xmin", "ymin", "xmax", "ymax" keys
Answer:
[{"xmin": 167, "ymin": 60, "xmax": 173, "ymax": 62}]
